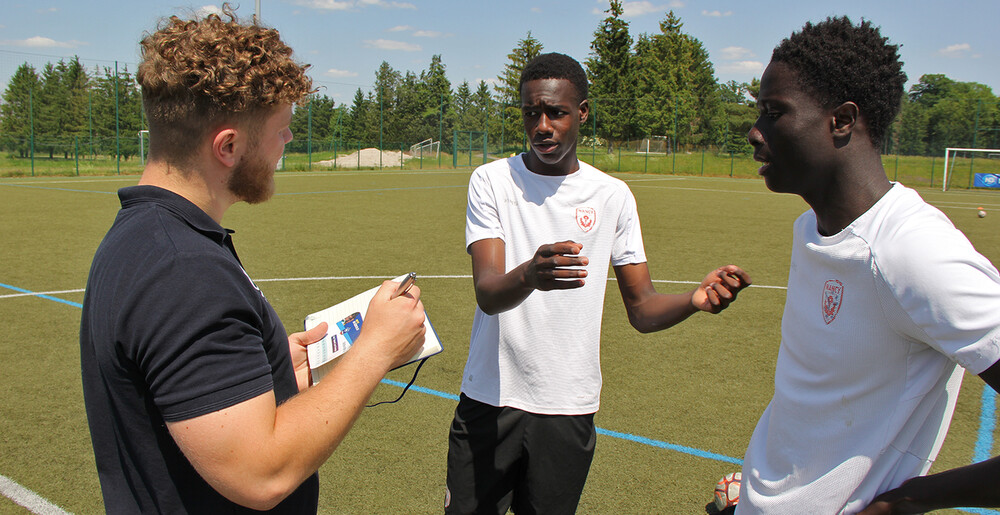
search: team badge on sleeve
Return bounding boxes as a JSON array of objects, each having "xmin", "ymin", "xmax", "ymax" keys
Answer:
[
  {"xmin": 576, "ymin": 207, "xmax": 596, "ymax": 232},
  {"xmin": 822, "ymin": 279, "xmax": 844, "ymax": 324}
]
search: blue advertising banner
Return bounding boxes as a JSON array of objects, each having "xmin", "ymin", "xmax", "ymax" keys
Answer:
[{"xmin": 974, "ymin": 173, "xmax": 1000, "ymax": 188}]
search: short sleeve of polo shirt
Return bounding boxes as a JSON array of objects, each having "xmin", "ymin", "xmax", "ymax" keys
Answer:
[
  {"xmin": 466, "ymin": 163, "xmax": 503, "ymax": 251},
  {"xmin": 873, "ymin": 202, "xmax": 1000, "ymax": 375},
  {"xmin": 120, "ymin": 249, "xmax": 275, "ymax": 422}
]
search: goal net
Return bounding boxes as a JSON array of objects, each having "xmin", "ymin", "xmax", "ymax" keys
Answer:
[
  {"xmin": 409, "ymin": 138, "xmax": 440, "ymax": 158},
  {"xmin": 942, "ymin": 147, "xmax": 1000, "ymax": 191},
  {"xmin": 636, "ymin": 135, "xmax": 670, "ymax": 154}
]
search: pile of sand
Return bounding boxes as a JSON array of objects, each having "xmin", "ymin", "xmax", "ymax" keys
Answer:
[{"xmin": 316, "ymin": 148, "xmax": 414, "ymax": 169}]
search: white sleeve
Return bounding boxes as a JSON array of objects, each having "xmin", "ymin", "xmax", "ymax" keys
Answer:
[
  {"xmin": 611, "ymin": 184, "xmax": 646, "ymax": 266},
  {"xmin": 465, "ymin": 165, "xmax": 503, "ymax": 253},
  {"xmin": 875, "ymin": 214, "xmax": 1000, "ymax": 374}
]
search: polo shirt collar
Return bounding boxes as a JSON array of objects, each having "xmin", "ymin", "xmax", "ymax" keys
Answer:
[{"xmin": 118, "ymin": 185, "xmax": 233, "ymax": 246}]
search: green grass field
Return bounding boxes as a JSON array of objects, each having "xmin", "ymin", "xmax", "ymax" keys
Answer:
[{"xmin": 1, "ymin": 168, "xmax": 998, "ymax": 514}]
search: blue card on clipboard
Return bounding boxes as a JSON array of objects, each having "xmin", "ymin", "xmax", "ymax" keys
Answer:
[{"xmin": 304, "ymin": 274, "xmax": 443, "ymax": 384}]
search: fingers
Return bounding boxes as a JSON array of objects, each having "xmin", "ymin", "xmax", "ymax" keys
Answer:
[
  {"xmin": 538, "ymin": 240, "xmax": 583, "ymax": 257},
  {"xmin": 378, "ymin": 280, "xmax": 422, "ymax": 301},
  {"xmin": 291, "ymin": 321, "xmax": 328, "ymax": 346},
  {"xmin": 702, "ymin": 266, "xmax": 751, "ymax": 296},
  {"xmin": 355, "ymin": 281, "xmax": 428, "ymax": 371},
  {"xmin": 718, "ymin": 265, "xmax": 752, "ymax": 287},
  {"xmin": 694, "ymin": 265, "xmax": 752, "ymax": 313},
  {"xmin": 528, "ymin": 241, "xmax": 588, "ymax": 291}
]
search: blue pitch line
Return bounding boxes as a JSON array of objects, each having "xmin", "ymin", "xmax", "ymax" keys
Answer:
[
  {"xmin": 380, "ymin": 378, "xmax": 743, "ymax": 465},
  {"xmin": 595, "ymin": 427, "xmax": 743, "ymax": 465},
  {"xmin": 0, "ymin": 283, "xmax": 83, "ymax": 308},
  {"xmin": 974, "ymin": 387, "xmax": 997, "ymax": 463},
  {"xmin": 7, "ymin": 280, "xmax": 1000, "ymax": 498}
]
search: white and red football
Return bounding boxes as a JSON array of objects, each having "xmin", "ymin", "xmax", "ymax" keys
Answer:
[{"xmin": 714, "ymin": 471, "xmax": 741, "ymax": 510}]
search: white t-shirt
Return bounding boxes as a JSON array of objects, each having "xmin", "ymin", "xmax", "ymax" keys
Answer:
[
  {"xmin": 463, "ymin": 154, "xmax": 646, "ymax": 415},
  {"xmin": 738, "ymin": 183, "xmax": 1000, "ymax": 514}
]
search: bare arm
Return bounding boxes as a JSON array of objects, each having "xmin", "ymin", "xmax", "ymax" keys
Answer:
[
  {"xmin": 470, "ymin": 238, "xmax": 589, "ymax": 315},
  {"xmin": 859, "ymin": 360, "xmax": 1000, "ymax": 514},
  {"xmin": 166, "ymin": 281, "xmax": 427, "ymax": 510},
  {"xmin": 613, "ymin": 263, "xmax": 751, "ymax": 333}
]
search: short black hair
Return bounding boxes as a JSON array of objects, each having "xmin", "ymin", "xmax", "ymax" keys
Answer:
[
  {"xmin": 520, "ymin": 53, "xmax": 589, "ymax": 102},
  {"xmin": 772, "ymin": 16, "xmax": 906, "ymax": 147}
]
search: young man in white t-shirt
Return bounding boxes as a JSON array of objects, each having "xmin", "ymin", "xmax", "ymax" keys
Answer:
[
  {"xmin": 443, "ymin": 52, "xmax": 752, "ymax": 515},
  {"xmin": 737, "ymin": 17, "xmax": 1000, "ymax": 514}
]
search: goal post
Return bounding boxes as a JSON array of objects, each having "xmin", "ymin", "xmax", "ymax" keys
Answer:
[
  {"xmin": 636, "ymin": 135, "xmax": 670, "ymax": 154},
  {"xmin": 942, "ymin": 147, "xmax": 1000, "ymax": 191},
  {"xmin": 138, "ymin": 130, "xmax": 150, "ymax": 165},
  {"xmin": 409, "ymin": 138, "xmax": 440, "ymax": 158}
]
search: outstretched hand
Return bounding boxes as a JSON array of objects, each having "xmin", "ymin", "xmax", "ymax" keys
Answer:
[
  {"xmin": 288, "ymin": 321, "xmax": 329, "ymax": 392},
  {"xmin": 691, "ymin": 265, "xmax": 752, "ymax": 313},
  {"xmin": 523, "ymin": 240, "xmax": 589, "ymax": 291}
]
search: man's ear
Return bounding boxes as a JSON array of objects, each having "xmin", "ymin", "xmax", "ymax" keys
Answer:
[
  {"xmin": 832, "ymin": 101, "xmax": 859, "ymax": 138},
  {"xmin": 211, "ymin": 127, "xmax": 240, "ymax": 168},
  {"xmin": 578, "ymin": 98, "xmax": 589, "ymax": 124}
]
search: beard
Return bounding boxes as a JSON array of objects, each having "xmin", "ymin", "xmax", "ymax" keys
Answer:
[{"xmin": 227, "ymin": 149, "xmax": 275, "ymax": 204}]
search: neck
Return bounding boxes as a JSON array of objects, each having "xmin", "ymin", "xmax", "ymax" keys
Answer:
[
  {"xmin": 138, "ymin": 160, "xmax": 235, "ymax": 224},
  {"xmin": 808, "ymin": 152, "xmax": 892, "ymax": 236}
]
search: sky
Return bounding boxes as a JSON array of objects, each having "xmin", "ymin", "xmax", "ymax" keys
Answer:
[{"xmin": 0, "ymin": 0, "xmax": 998, "ymax": 105}]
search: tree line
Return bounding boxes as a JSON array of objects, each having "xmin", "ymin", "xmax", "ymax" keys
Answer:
[
  {"xmin": 1, "ymin": 57, "xmax": 143, "ymax": 160},
  {"xmin": 2, "ymin": 2, "xmax": 998, "ymax": 162}
]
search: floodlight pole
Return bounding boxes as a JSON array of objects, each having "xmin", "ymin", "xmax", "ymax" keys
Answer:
[{"xmin": 254, "ymin": 0, "xmax": 261, "ymax": 24}]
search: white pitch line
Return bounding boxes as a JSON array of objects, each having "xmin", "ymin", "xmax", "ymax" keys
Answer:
[
  {"xmin": 253, "ymin": 275, "xmax": 787, "ymax": 290},
  {"xmin": 0, "ymin": 276, "xmax": 785, "ymax": 302},
  {"xmin": 0, "ymin": 474, "xmax": 71, "ymax": 515},
  {"xmin": 0, "ymin": 289, "xmax": 85, "ymax": 300},
  {"xmin": 253, "ymin": 274, "xmax": 470, "ymax": 282}
]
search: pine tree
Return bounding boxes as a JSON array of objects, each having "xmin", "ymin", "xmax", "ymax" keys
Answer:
[
  {"xmin": 0, "ymin": 63, "xmax": 41, "ymax": 157},
  {"xmin": 473, "ymin": 81, "xmax": 493, "ymax": 133},
  {"xmin": 62, "ymin": 57, "xmax": 91, "ymax": 154},
  {"xmin": 496, "ymin": 32, "xmax": 543, "ymax": 153},
  {"xmin": 290, "ymin": 94, "xmax": 336, "ymax": 154},
  {"xmin": 37, "ymin": 62, "xmax": 65, "ymax": 158},
  {"xmin": 418, "ymin": 55, "xmax": 451, "ymax": 148},
  {"xmin": 452, "ymin": 80, "xmax": 474, "ymax": 132},
  {"xmin": 496, "ymin": 31, "xmax": 543, "ymax": 103},
  {"xmin": 586, "ymin": 0, "xmax": 636, "ymax": 152},
  {"xmin": 634, "ymin": 11, "xmax": 719, "ymax": 150},
  {"xmin": 373, "ymin": 61, "xmax": 401, "ymax": 148},
  {"xmin": 392, "ymin": 71, "xmax": 422, "ymax": 145}
]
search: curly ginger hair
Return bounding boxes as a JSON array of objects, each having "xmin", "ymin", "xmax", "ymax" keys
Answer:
[{"xmin": 137, "ymin": 4, "xmax": 313, "ymax": 165}]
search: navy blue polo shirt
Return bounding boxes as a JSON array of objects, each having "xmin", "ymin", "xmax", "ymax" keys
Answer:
[{"xmin": 80, "ymin": 185, "xmax": 318, "ymax": 514}]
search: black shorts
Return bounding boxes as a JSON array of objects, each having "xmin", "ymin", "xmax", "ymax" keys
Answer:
[{"xmin": 445, "ymin": 394, "xmax": 596, "ymax": 515}]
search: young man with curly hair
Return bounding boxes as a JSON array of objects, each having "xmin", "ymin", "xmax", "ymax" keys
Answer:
[
  {"xmin": 735, "ymin": 16, "xmax": 1000, "ymax": 514},
  {"xmin": 80, "ymin": 6, "xmax": 427, "ymax": 513},
  {"xmin": 444, "ymin": 52, "xmax": 751, "ymax": 515}
]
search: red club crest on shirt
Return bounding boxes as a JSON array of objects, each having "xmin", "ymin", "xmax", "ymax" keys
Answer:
[
  {"xmin": 576, "ymin": 207, "xmax": 596, "ymax": 232},
  {"xmin": 822, "ymin": 279, "xmax": 843, "ymax": 324}
]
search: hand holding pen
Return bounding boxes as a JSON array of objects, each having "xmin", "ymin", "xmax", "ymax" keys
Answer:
[{"xmin": 391, "ymin": 272, "xmax": 417, "ymax": 299}]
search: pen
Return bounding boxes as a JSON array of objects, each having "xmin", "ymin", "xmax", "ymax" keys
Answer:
[{"xmin": 391, "ymin": 272, "xmax": 417, "ymax": 299}]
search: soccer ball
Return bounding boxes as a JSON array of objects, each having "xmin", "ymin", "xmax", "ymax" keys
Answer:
[
  {"xmin": 714, "ymin": 471, "xmax": 741, "ymax": 510},
  {"xmin": 978, "ymin": 209, "xmax": 987, "ymax": 218}
]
